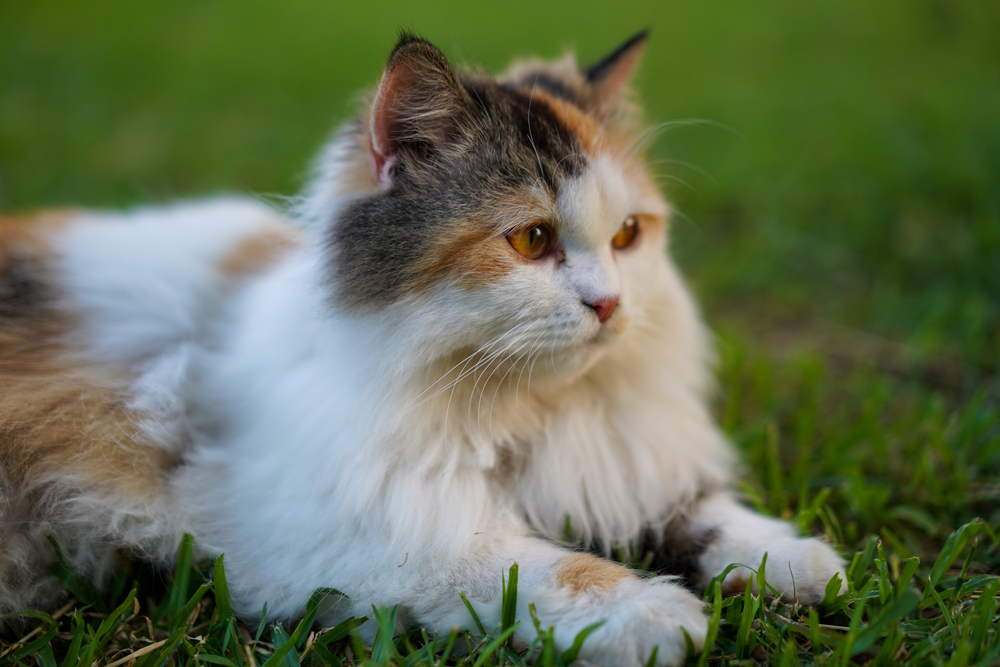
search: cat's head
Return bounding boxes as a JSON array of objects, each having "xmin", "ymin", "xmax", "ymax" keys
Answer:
[{"xmin": 317, "ymin": 33, "xmax": 686, "ymax": 381}]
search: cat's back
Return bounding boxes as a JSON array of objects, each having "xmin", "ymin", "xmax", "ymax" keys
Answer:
[
  {"xmin": 0, "ymin": 198, "xmax": 296, "ymax": 613},
  {"xmin": 0, "ymin": 197, "xmax": 296, "ymax": 474},
  {"xmin": 49, "ymin": 198, "xmax": 294, "ymax": 364},
  {"xmin": 0, "ymin": 207, "xmax": 176, "ymax": 532}
]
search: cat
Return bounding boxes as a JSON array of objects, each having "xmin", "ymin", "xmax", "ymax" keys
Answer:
[{"xmin": 0, "ymin": 32, "xmax": 846, "ymax": 667}]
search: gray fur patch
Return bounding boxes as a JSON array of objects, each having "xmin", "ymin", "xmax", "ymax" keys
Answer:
[
  {"xmin": 0, "ymin": 254, "xmax": 52, "ymax": 322},
  {"xmin": 329, "ymin": 76, "xmax": 587, "ymax": 311}
]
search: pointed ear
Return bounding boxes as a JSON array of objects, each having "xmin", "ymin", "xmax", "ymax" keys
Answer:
[
  {"xmin": 583, "ymin": 31, "xmax": 649, "ymax": 117},
  {"xmin": 369, "ymin": 34, "xmax": 471, "ymax": 188}
]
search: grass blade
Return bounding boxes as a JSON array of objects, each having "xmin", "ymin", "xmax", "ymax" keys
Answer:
[
  {"xmin": 471, "ymin": 622, "xmax": 521, "ymax": 667},
  {"xmin": 214, "ymin": 554, "xmax": 234, "ymax": 623},
  {"xmin": 560, "ymin": 620, "xmax": 605, "ymax": 664},
  {"xmin": 697, "ymin": 580, "xmax": 723, "ymax": 667},
  {"xmin": 459, "ymin": 591, "xmax": 487, "ymax": 635},
  {"xmin": 928, "ymin": 520, "xmax": 984, "ymax": 589},
  {"xmin": 314, "ymin": 616, "xmax": 368, "ymax": 647},
  {"xmin": 370, "ymin": 605, "xmax": 400, "ymax": 664},
  {"xmin": 501, "ymin": 563, "xmax": 519, "ymax": 642},
  {"xmin": 643, "ymin": 645, "xmax": 659, "ymax": 667},
  {"xmin": 850, "ymin": 588, "xmax": 919, "ymax": 655},
  {"xmin": 165, "ymin": 533, "xmax": 195, "ymax": 622}
]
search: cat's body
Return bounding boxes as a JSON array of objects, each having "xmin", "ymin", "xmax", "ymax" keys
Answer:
[{"xmin": 0, "ymin": 34, "xmax": 844, "ymax": 666}]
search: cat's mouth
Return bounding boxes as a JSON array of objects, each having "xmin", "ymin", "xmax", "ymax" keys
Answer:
[{"xmin": 590, "ymin": 313, "xmax": 630, "ymax": 344}]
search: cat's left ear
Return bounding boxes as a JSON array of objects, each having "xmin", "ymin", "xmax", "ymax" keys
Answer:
[
  {"xmin": 369, "ymin": 34, "xmax": 473, "ymax": 189},
  {"xmin": 583, "ymin": 31, "xmax": 648, "ymax": 118}
]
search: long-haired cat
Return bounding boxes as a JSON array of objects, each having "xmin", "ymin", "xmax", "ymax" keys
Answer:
[{"xmin": 0, "ymin": 33, "xmax": 845, "ymax": 666}]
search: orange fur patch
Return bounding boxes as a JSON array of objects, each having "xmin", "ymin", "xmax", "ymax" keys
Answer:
[
  {"xmin": 0, "ymin": 210, "xmax": 75, "ymax": 270},
  {"xmin": 410, "ymin": 220, "xmax": 515, "ymax": 292},
  {"xmin": 218, "ymin": 225, "xmax": 301, "ymax": 280},
  {"xmin": 0, "ymin": 212, "xmax": 175, "ymax": 508},
  {"xmin": 528, "ymin": 87, "xmax": 663, "ymax": 200},
  {"xmin": 409, "ymin": 186, "xmax": 563, "ymax": 293},
  {"xmin": 554, "ymin": 552, "xmax": 633, "ymax": 594},
  {"xmin": 528, "ymin": 89, "xmax": 604, "ymax": 154}
]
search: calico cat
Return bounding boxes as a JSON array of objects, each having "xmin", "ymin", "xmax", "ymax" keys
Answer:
[{"xmin": 0, "ymin": 33, "xmax": 845, "ymax": 666}]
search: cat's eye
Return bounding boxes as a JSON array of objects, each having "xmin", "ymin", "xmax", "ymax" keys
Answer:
[
  {"xmin": 506, "ymin": 223, "xmax": 553, "ymax": 260},
  {"xmin": 612, "ymin": 216, "xmax": 639, "ymax": 250}
]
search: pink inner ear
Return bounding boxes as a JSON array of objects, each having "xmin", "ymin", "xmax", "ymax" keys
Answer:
[
  {"xmin": 369, "ymin": 93, "xmax": 393, "ymax": 187},
  {"xmin": 370, "ymin": 139, "xmax": 396, "ymax": 190},
  {"xmin": 586, "ymin": 33, "xmax": 649, "ymax": 116},
  {"xmin": 369, "ymin": 124, "xmax": 395, "ymax": 190},
  {"xmin": 591, "ymin": 48, "xmax": 644, "ymax": 111},
  {"xmin": 369, "ymin": 61, "xmax": 418, "ymax": 189},
  {"xmin": 595, "ymin": 50, "xmax": 641, "ymax": 101},
  {"xmin": 369, "ymin": 86, "xmax": 397, "ymax": 188}
]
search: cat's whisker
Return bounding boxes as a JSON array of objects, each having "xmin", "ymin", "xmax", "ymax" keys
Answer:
[
  {"xmin": 625, "ymin": 118, "xmax": 725, "ymax": 161},
  {"xmin": 525, "ymin": 333, "xmax": 548, "ymax": 398},
  {"xmin": 396, "ymin": 322, "xmax": 532, "ymax": 418},
  {"xmin": 488, "ymin": 357, "xmax": 520, "ymax": 441},
  {"xmin": 396, "ymin": 324, "xmax": 521, "ymax": 409},
  {"xmin": 441, "ymin": 328, "xmax": 524, "ymax": 441},
  {"xmin": 485, "ymin": 335, "xmax": 531, "ymax": 440},
  {"xmin": 651, "ymin": 172, "xmax": 698, "ymax": 195},
  {"xmin": 427, "ymin": 322, "xmax": 533, "ymax": 432},
  {"xmin": 643, "ymin": 158, "xmax": 718, "ymax": 185},
  {"xmin": 514, "ymin": 333, "xmax": 547, "ymax": 414},
  {"xmin": 471, "ymin": 328, "xmax": 532, "ymax": 435},
  {"xmin": 414, "ymin": 342, "xmax": 516, "ymax": 421},
  {"xmin": 623, "ymin": 120, "xmax": 694, "ymax": 160},
  {"xmin": 399, "ymin": 350, "xmax": 518, "ymax": 438},
  {"xmin": 468, "ymin": 349, "xmax": 502, "ymax": 434},
  {"xmin": 554, "ymin": 152, "xmax": 582, "ymax": 172}
]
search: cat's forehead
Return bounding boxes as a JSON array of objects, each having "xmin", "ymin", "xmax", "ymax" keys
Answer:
[
  {"xmin": 452, "ymin": 76, "xmax": 588, "ymax": 192},
  {"xmin": 462, "ymin": 81, "xmax": 663, "ymax": 233},
  {"xmin": 452, "ymin": 77, "xmax": 655, "ymax": 216}
]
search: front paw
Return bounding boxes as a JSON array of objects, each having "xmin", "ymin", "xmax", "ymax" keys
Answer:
[
  {"xmin": 706, "ymin": 535, "xmax": 846, "ymax": 606},
  {"xmin": 548, "ymin": 577, "xmax": 708, "ymax": 667}
]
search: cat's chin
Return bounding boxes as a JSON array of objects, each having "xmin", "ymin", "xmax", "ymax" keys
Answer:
[
  {"xmin": 542, "ymin": 329, "xmax": 624, "ymax": 383},
  {"xmin": 596, "ymin": 314, "xmax": 630, "ymax": 342}
]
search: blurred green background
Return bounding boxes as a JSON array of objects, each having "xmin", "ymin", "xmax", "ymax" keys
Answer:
[
  {"xmin": 2, "ymin": 1, "xmax": 998, "ymax": 429},
  {"xmin": 2, "ymin": 1, "xmax": 996, "ymax": 375}
]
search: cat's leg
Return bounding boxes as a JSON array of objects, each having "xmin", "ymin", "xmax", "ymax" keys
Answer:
[
  {"xmin": 652, "ymin": 492, "xmax": 846, "ymax": 604},
  {"xmin": 396, "ymin": 532, "xmax": 708, "ymax": 667}
]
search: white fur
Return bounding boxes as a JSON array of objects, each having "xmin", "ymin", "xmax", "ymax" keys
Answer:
[
  {"xmin": 31, "ymin": 129, "xmax": 846, "ymax": 667},
  {"xmin": 691, "ymin": 493, "xmax": 848, "ymax": 605}
]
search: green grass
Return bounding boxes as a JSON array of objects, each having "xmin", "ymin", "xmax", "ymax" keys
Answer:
[{"xmin": 1, "ymin": 0, "xmax": 998, "ymax": 665}]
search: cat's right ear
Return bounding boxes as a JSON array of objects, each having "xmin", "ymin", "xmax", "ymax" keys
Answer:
[
  {"xmin": 369, "ymin": 34, "xmax": 472, "ymax": 189},
  {"xmin": 583, "ymin": 31, "xmax": 648, "ymax": 120}
]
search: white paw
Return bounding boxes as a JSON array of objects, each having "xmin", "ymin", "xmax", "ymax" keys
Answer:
[
  {"xmin": 556, "ymin": 578, "xmax": 708, "ymax": 667},
  {"xmin": 710, "ymin": 536, "xmax": 847, "ymax": 606}
]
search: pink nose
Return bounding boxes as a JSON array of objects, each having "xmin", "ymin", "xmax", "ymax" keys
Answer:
[{"xmin": 586, "ymin": 296, "xmax": 618, "ymax": 323}]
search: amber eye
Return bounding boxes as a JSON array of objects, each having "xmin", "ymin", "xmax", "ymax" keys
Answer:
[
  {"xmin": 506, "ymin": 223, "xmax": 553, "ymax": 260},
  {"xmin": 612, "ymin": 216, "xmax": 639, "ymax": 250}
]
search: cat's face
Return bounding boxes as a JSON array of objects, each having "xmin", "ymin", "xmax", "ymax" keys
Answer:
[{"xmin": 327, "ymin": 33, "xmax": 671, "ymax": 379}]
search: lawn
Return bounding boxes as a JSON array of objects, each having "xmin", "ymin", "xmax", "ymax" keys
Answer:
[{"xmin": 1, "ymin": 1, "xmax": 998, "ymax": 665}]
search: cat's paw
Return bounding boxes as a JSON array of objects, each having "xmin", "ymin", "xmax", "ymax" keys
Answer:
[
  {"xmin": 688, "ymin": 494, "xmax": 847, "ymax": 606},
  {"xmin": 703, "ymin": 535, "xmax": 846, "ymax": 606},
  {"xmin": 549, "ymin": 577, "xmax": 708, "ymax": 667}
]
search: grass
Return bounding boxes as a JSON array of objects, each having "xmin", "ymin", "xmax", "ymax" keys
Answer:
[{"xmin": 1, "ymin": 0, "xmax": 998, "ymax": 665}]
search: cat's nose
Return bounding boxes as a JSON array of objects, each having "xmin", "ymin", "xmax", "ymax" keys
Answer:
[{"xmin": 585, "ymin": 296, "xmax": 618, "ymax": 323}]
